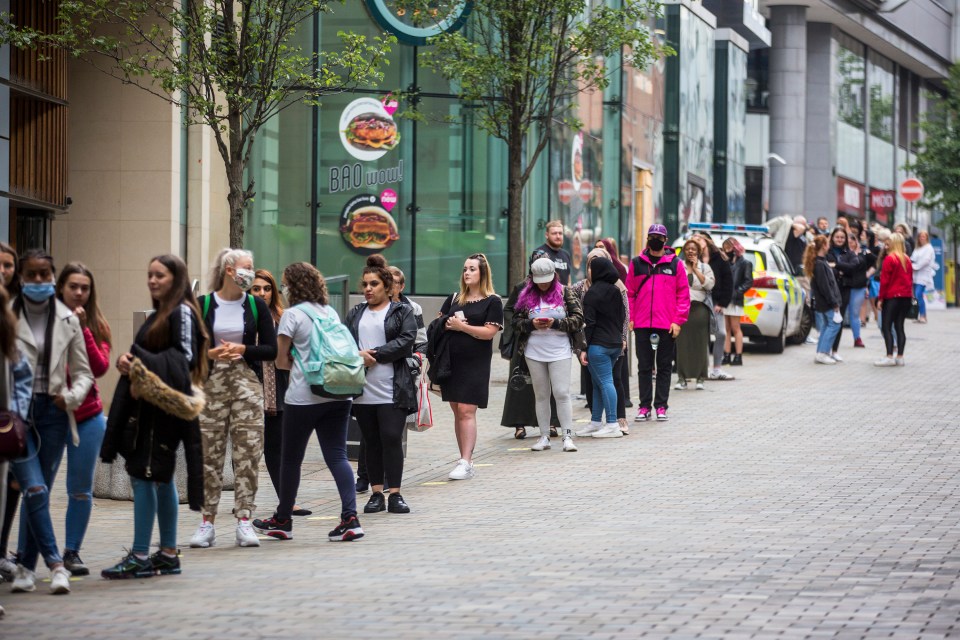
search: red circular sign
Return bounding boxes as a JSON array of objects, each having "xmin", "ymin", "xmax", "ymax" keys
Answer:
[
  {"xmin": 900, "ymin": 178, "xmax": 924, "ymax": 202},
  {"xmin": 579, "ymin": 180, "xmax": 593, "ymax": 203},
  {"xmin": 557, "ymin": 180, "xmax": 574, "ymax": 205}
]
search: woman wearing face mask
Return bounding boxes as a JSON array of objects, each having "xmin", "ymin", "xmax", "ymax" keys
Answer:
[
  {"xmin": 190, "ymin": 249, "xmax": 277, "ymax": 549},
  {"xmin": 722, "ymin": 238, "xmax": 752, "ymax": 366},
  {"xmin": 8, "ymin": 250, "xmax": 93, "ymax": 594},
  {"xmin": 50, "ymin": 263, "xmax": 111, "ymax": 577},
  {"xmin": 342, "ymin": 255, "xmax": 417, "ymax": 515},
  {"xmin": 512, "ymin": 257, "xmax": 584, "ymax": 452},
  {"xmin": 0, "ymin": 242, "xmax": 21, "ymax": 581}
]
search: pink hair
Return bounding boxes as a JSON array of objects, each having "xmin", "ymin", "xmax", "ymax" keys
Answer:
[
  {"xmin": 515, "ymin": 277, "xmax": 563, "ymax": 312},
  {"xmin": 723, "ymin": 237, "xmax": 745, "ymax": 257}
]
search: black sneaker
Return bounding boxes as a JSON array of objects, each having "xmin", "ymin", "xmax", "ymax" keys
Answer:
[
  {"xmin": 101, "ymin": 552, "xmax": 155, "ymax": 580},
  {"xmin": 328, "ymin": 515, "xmax": 364, "ymax": 542},
  {"xmin": 387, "ymin": 493, "xmax": 410, "ymax": 514},
  {"xmin": 356, "ymin": 477, "xmax": 370, "ymax": 494},
  {"xmin": 149, "ymin": 550, "xmax": 181, "ymax": 576},
  {"xmin": 253, "ymin": 516, "xmax": 293, "ymax": 540},
  {"xmin": 62, "ymin": 549, "xmax": 90, "ymax": 576},
  {"xmin": 363, "ymin": 492, "xmax": 386, "ymax": 513}
]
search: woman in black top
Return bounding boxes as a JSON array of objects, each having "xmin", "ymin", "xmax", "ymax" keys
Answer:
[
  {"xmin": 579, "ymin": 258, "xmax": 626, "ymax": 435},
  {"xmin": 191, "ymin": 248, "xmax": 277, "ymax": 550},
  {"xmin": 436, "ymin": 254, "xmax": 503, "ymax": 481},
  {"xmin": 695, "ymin": 234, "xmax": 734, "ymax": 380},
  {"xmin": 842, "ymin": 233, "xmax": 873, "ymax": 348},
  {"xmin": 826, "ymin": 227, "xmax": 857, "ymax": 362},
  {"xmin": 804, "ymin": 236, "xmax": 843, "ymax": 364},
  {"xmin": 721, "ymin": 238, "xmax": 753, "ymax": 366}
]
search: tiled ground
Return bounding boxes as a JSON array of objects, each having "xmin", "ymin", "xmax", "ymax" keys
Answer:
[{"xmin": 1, "ymin": 312, "xmax": 958, "ymax": 639}]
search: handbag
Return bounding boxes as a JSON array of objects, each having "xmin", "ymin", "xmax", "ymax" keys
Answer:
[
  {"xmin": 508, "ymin": 360, "xmax": 532, "ymax": 391},
  {"xmin": 498, "ymin": 322, "xmax": 516, "ymax": 360},
  {"xmin": 0, "ymin": 360, "xmax": 28, "ymax": 462},
  {"xmin": 406, "ymin": 355, "xmax": 434, "ymax": 432},
  {"xmin": 906, "ymin": 297, "xmax": 920, "ymax": 320}
]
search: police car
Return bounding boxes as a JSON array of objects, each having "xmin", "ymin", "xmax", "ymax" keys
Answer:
[{"xmin": 682, "ymin": 223, "xmax": 812, "ymax": 353}]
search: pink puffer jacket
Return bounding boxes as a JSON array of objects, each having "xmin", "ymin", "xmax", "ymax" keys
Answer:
[{"xmin": 626, "ymin": 251, "xmax": 691, "ymax": 330}]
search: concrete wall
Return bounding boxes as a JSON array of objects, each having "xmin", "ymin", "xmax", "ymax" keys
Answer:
[{"xmin": 804, "ymin": 23, "xmax": 835, "ymax": 220}]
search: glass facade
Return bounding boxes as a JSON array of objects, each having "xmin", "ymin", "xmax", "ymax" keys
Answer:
[
  {"xmin": 677, "ymin": 7, "xmax": 715, "ymax": 229},
  {"xmin": 726, "ymin": 43, "xmax": 747, "ymax": 223},
  {"xmin": 835, "ymin": 34, "xmax": 866, "ymax": 184},
  {"xmin": 867, "ymin": 50, "xmax": 895, "ymax": 190}
]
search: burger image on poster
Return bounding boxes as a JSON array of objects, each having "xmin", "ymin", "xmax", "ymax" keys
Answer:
[
  {"xmin": 340, "ymin": 96, "xmax": 400, "ymax": 161},
  {"xmin": 340, "ymin": 194, "xmax": 401, "ymax": 254},
  {"xmin": 571, "ymin": 132, "xmax": 584, "ymax": 192}
]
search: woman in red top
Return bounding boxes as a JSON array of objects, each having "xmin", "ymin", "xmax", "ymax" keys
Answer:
[
  {"xmin": 875, "ymin": 233, "xmax": 913, "ymax": 367},
  {"xmin": 55, "ymin": 263, "xmax": 111, "ymax": 575}
]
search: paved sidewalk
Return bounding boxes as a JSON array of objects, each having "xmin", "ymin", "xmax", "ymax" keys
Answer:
[{"xmin": 2, "ymin": 312, "xmax": 959, "ymax": 638}]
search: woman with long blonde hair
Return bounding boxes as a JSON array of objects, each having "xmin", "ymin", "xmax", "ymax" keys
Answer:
[{"xmin": 875, "ymin": 233, "xmax": 913, "ymax": 366}]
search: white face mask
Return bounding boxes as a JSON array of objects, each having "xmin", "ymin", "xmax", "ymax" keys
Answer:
[{"xmin": 233, "ymin": 268, "xmax": 255, "ymax": 291}]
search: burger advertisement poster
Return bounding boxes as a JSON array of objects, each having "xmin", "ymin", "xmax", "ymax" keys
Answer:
[
  {"xmin": 340, "ymin": 193, "xmax": 401, "ymax": 255},
  {"xmin": 339, "ymin": 96, "xmax": 400, "ymax": 161}
]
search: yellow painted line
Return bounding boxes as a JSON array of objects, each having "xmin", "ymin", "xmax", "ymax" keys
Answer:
[
  {"xmin": 507, "ymin": 447, "xmax": 529, "ymax": 451},
  {"xmin": 575, "ymin": 419, "xmax": 589, "ymax": 423},
  {"xmin": 306, "ymin": 516, "xmax": 339, "ymax": 521},
  {"xmin": 474, "ymin": 463, "xmax": 494, "ymax": 467},
  {"xmin": 422, "ymin": 481, "xmax": 448, "ymax": 486}
]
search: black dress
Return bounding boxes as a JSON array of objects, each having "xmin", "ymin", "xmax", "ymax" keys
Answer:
[{"xmin": 439, "ymin": 294, "xmax": 504, "ymax": 409}]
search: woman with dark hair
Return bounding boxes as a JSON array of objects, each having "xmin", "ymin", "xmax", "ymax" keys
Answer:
[
  {"xmin": 579, "ymin": 258, "xmax": 626, "ymax": 437},
  {"xmin": 252, "ymin": 262, "xmax": 364, "ymax": 542},
  {"xmin": 500, "ymin": 249, "xmax": 560, "ymax": 440},
  {"xmin": 0, "ymin": 242, "xmax": 19, "ymax": 579},
  {"xmin": 100, "ymin": 254, "xmax": 209, "ymax": 579},
  {"xmin": 252, "ymin": 269, "xmax": 308, "ymax": 515},
  {"xmin": 52, "ymin": 262, "xmax": 112, "ymax": 576},
  {"xmin": 694, "ymin": 234, "xmax": 734, "ymax": 380},
  {"xmin": 512, "ymin": 257, "xmax": 584, "ymax": 452},
  {"xmin": 595, "ymin": 238, "xmax": 633, "ymax": 410},
  {"xmin": 722, "ymin": 238, "xmax": 752, "ymax": 366},
  {"xmin": 843, "ymin": 233, "xmax": 872, "ymax": 348},
  {"xmin": 825, "ymin": 226, "xmax": 857, "ymax": 362},
  {"xmin": 191, "ymin": 248, "xmax": 276, "ymax": 549},
  {"xmin": 803, "ymin": 236, "xmax": 843, "ymax": 365},
  {"xmin": 8, "ymin": 250, "xmax": 93, "ymax": 594},
  {"xmin": 343, "ymin": 255, "xmax": 417, "ymax": 514}
]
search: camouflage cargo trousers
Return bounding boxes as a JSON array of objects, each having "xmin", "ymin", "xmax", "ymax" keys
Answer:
[{"xmin": 199, "ymin": 360, "xmax": 264, "ymax": 519}]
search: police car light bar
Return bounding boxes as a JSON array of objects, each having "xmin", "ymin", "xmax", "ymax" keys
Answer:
[{"xmin": 688, "ymin": 222, "xmax": 770, "ymax": 234}]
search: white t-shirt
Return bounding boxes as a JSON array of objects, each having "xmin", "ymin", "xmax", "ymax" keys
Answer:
[
  {"xmin": 523, "ymin": 300, "xmax": 572, "ymax": 362},
  {"xmin": 277, "ymin": 303, "xmax": 340, "ymax": 405},
  {"xmin": 212, "ymin": 292, "xmax": 245, "ymax": 346},
  {"xmin": 353, "ymin": 306, "xmax": 394, "ymax": 405}
]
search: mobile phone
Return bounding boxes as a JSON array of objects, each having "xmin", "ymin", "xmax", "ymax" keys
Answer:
[{"xmin": 454, "ymin": 311, "xmax": 465, "ymax": 320}]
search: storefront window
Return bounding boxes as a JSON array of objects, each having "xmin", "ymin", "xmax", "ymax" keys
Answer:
[
  {"xmin": 678, "ymin": 7, "xmax": 714, "ymax": 228},
  {"xmin": 726, "ymin": 44, "xmax": 747, "ymax": 223},
  {"xmin": 835, "ymin": 34, "xmax": 866, "ymax": 183},
  {"xmin": 746, "ymin": 48, "xmax": 768, "ymax": 112},
  {"xmin": 867, "ymin": 50, "xmax": 895, "ymax": 190}
]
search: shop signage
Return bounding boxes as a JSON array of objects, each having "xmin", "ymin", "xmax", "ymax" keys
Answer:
[
  {"xmin": 836, "ymin": 177, "xmax": 864, "ymax": 218},
  {"xmin": 578, "ymin": 180, "xmax": 593, "ymax": 203},
  {"xmin": 900, "ymin": 178, "xmax": 924, "ymax": 202},
  {"xmin": 557, "ymin": 180, "xmax": 574, "ymax": 205},
  {"xmin": 869, "ymin": 189, "xmax": 895, "ymax": 224},
  {"xmin": 364, "ymin": 0, "xmax": 472, "ymax": 46}
]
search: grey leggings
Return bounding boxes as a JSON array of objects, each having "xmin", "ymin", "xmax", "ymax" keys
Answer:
[
  {"xmin": 524, "ymin": 357, "xmax": 574, "ymax": 437},
  {"xmin": 709, "ymin": 306, "xmax": 726, "ymax": 367}
]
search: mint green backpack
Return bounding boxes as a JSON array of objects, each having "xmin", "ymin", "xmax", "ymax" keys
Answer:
[{"xmin": 291, "ymin": 304, "xmax": 366, "ymax": 399}]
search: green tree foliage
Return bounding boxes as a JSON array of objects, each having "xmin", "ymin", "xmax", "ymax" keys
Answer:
[
  {"xmin": 395, "ymin": 0, "xmax": 666, "ymax": 285},
  {"xmin": 0, "ymin": 1, "xmax": 394, "ymax": 248},
  {"xmin": 910, "ymin": 63, "xmax": 960, "ymax": 238}
]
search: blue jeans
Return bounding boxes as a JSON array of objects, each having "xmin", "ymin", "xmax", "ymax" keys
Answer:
[
  {"xmin": 815, "ymin": 311, "xmax": 841, "ymax": 355},
  {"xmin": 64, "ymin": 412, "xmax": 106, "ymax": 551},
  {"xmin": 847, "ymin": 287, "xmax": 867, "ymax": 340},
  {"xmin": 587, "ymin": 345, "xmax": 620, "ymax": 424},
  {"xmin": 131, "ymin": 476, "xmax": 179, "ymax": 554},
  {"xmin": 913, "ymin": 284, "xmax": 926, "ymax": 317},
  {"xmin": 10, "ymin": 396, "xmax": 68, "ymax": 570}
]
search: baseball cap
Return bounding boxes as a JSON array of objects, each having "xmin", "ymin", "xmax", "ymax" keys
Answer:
[
  {"xmin": 530, "ymin": 257, "xmax": 556, "ymax": 284},
  {"xmin": 647, "ymin": 224, "xmax": 668, "ymax": 237}
]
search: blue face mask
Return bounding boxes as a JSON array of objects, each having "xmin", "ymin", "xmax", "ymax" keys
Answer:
[{"xmin": 22, "ymin": 282, "xmax": 56, "ymax": 302}]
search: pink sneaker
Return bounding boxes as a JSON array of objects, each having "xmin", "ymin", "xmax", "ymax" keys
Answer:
[
  {"xmin": 635, "ymin": 407, "xmax": 651, "ymax": 422},
  {"xmin": 655, "ymin": 407, "xmax": 668, "ymax": 421}
]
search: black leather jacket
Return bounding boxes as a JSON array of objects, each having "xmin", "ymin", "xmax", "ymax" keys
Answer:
[
  {"xmin": 730, "ymin": 258, "xmax": 754, "ymax": 307},
  {"xmin": 344, "ymin": 301, "xmax": 418, "ymax": 413}
]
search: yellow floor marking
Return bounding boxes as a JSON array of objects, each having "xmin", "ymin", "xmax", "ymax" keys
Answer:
[
  {"xmin": 507, "ymin": 447, "xmax": 529, "ymax": 451},
  {"xmin": 474, "ymin": 463, "xmax": 494, "ymax": 467},
  {"xmin": 422, "ymin": 481, "xmax": 448, "ymax": 486},
  {"xmin": 306, "ymin": 516, "xmax": 339, "ymax": 521}
]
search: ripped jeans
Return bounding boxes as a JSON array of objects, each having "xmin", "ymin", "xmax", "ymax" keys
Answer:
[{"xmin": 9, "ymin": 395, "xmax": 68, "ymax": 571}]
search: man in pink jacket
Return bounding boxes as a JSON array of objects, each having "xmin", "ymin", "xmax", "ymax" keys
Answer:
[{"xmin": 626, "ymin": 224, "xmax": 690, "ymax": 422}]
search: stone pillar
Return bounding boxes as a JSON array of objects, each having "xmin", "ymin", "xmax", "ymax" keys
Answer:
[{"xmin": 768, "ymin": 5, "xmax": 807, "ymax": 218}]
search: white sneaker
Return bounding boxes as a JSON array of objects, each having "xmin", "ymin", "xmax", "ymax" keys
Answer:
[
  {"xmin": 874, "ymin": 357, "xmax": 897, "ymax": 367},
  {"xmin": 708, "ymin": 369, "xmax": 734, "ymax": 381},
  {"xmin": 236, "ymin": 519, "xmax": 261, "ymax": 547},
  {"xmin": 695, "ymin": 380, "xmax": 705, "ymax": 390},
  {"xmin": 190, "ymin": 521, "xmax": 216, "ymax": 548},
  {"xmin": 674, "ymin": 379, "xmax": 688, "ymax": 390},
  {"xmin": 562, "ymin": 437, "xmax": 578, "ymax": 452},
  {"xmin": 0, "ymin": 556, "xmax": 16, "ymax": 582},
  {"xmin": 575, "ymin": 422, "xmax": 603, "ymax": 437},
  {"xmin": 448, "ymin": 459, "xmax": 475, "ymax": 480},
  {"xmin": 895, "ymin": 357, "xmax": 905, "ymax": 366},
  {"xmin": 530, "ymin": 435, "xmax": 551, "ymax": 451},
  {"xmin": 49, "ymin": 566, "xmax": 70, "ymax": 594},
  {"xmin": 592, "ymin": 424, "xmax": 623, "ymax": 438},
  {"xmin": 10, "ymin": 565, "xmax": 35, "ymax": 592},
  {"xmin": 830, "ymin": 351, "xmax": 844, "ymax": 362},
  {"xmin": 814, "ymin": 353, "xmax": 836, "ymax": 365}
]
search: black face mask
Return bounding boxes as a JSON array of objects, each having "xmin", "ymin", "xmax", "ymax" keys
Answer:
[
  {"xmin": 726, "ymin": 251, "xmax": 736, "ymax": 260},
  {"xmin": 647, "ymin": 237, "xmax": 665, "ymax": 251}
]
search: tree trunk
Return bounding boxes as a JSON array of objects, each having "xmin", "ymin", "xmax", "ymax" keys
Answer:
[
  {"xmin": 227, "ymin": 159, "xmax": 246, "ymax": 249},
  {"xmin": 507, "ymin": 131, "xmax": 525, "ymax": 289}
]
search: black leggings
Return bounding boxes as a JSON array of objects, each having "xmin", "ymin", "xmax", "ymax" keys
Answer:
[
  {"xmin": 352, "ymin": 404, "xmax": 407, "ymax": 490},
  {"xmin": 1, "ymin": 476, "xmax": 18, "ymax": 555},
  {"xmin": 262, "ymin": 412, "xmax": 283, "ymax": 498},
  {"xmin": 833, "ymin": 288, "xmax": 851, "ymax": 352},
  {"xmin": 279, "ymin": 401, "xmax": 356, "ymax": 520},
  {"xmin": 881, "ymin": 297, "xmax": 910, "ymax": 356}
]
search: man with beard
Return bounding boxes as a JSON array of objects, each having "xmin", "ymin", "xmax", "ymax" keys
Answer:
[{"xmin": 537, "ymin": 220, "xmax": 572, "ymax": 285}]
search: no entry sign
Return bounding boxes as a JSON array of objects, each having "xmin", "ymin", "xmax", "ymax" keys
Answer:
[{"xmin": 900, "ymin": 178, "xmax": 924, "ymax": 203}]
